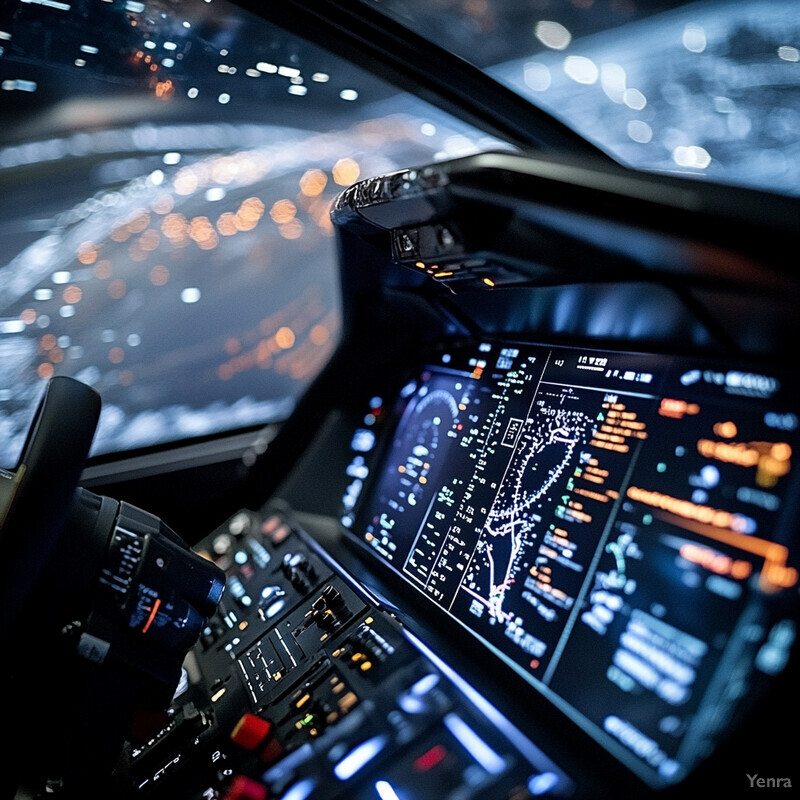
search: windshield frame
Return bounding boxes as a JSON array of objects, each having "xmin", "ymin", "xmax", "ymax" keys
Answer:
[{"xmin": 241, "ymin": 0, "xmax": 613, "ymax": 159}]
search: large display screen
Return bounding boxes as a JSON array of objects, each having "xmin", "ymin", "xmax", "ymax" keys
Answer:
[{"xmin": 352, "ymin": 340, "xmax": 799, "ymax": 787}]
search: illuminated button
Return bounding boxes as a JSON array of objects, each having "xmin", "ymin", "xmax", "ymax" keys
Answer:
[
  {"xmin": 223, "ymin": 775, "xmax": 268, "ymax": 800},
  {"xmin": 227, "ymin": 576, "xmax": 252, "ymax": 608},
  {"xmin": 277, "ymin": 778, "xmax": 315, "ymax": 800},
  {"xmin": 230, "ymin": 713, "xmax": 273, "ymax": 751},
  {"xmin": 374, "ymin": 782, "xmax": 400, "ymax": 800},
  {"xmin": 528, "ymin": 772, "xmax": 559, "ymax": 795},
  {"xmin": 333, "ymin": 735, "xmax": 387, "ymax": 780},
  {"xmin": 229, "ymin": 512, "xmax": 252, "ymax": 536},
  {"xmin": 213, "ymin": 534, "xmax": 234, "ymax": 555},
  {"xmin": 413, "ymin": 744, "xmax": 447, "ymax": 772},
  {"xmin": 249, "ymin": 539, "xmax": 272, "ymax": 569},
  {"xmin": 262, "ymin": 514, "xmax": 292, "ymax": 544}
]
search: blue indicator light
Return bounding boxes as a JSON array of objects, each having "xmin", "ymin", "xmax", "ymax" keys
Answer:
[
  {"xmin": 528, "ymin": 771, "xmax": 559, "ymax": 795},
  {"xmin": 333, "ymin": 735, "xmax": 387, "ymax": 781},
  {"xmin": 443, "ymin": 713, "xmax": 505, "ymax": 775},
  {"xmin": 279, "ymin": 778, "xmax": 316, "ymax": 800},
  {"xmin": 375, "ymin": 780, "xmax": 401, "ymax": 800},
  {"xmin": 351, "ymin": 429, "xmax": 376, "ymax": 452}
]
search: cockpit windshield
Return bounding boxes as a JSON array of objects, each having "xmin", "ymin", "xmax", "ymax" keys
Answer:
[
  {"xmin": 0, "ymin": 0, "xmax": 506, "ymax": 467},
  {"xmin": 2, "ymin": 0, "xmax": 798, "ymax": 467}
]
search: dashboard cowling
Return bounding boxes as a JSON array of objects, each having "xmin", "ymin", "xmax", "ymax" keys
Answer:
[{"xmin": 332, "ymin": 150, "xmax": 800, "ymax": 359}]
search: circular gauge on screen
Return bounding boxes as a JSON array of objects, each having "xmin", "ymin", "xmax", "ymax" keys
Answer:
[{"xmin": 363, "ymin": 373, "xmax": 474, "ymax": 561}]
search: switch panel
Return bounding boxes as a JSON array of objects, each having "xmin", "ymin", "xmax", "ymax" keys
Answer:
[{"xmin": 119, "ymin": 506, "xmax": 573, "ymax": 800}]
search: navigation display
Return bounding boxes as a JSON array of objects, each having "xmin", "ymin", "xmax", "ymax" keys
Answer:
[{"xmin": 353, "ymin": 340, "xmax": 799, "ymax": 786}]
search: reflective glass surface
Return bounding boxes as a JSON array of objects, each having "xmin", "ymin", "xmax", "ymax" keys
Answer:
[
  {"xmin": 0, "ymin": 0, "xmax": 504, "ymax": 466},
  {"xmin": 366, "ymin": 0, "xmax": 800, "ymax": 196}
]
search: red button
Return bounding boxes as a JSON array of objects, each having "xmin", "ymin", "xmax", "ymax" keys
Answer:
[
  {"xmin": 230, "ymin": 713, "xmax": 273, "ymax": 751},
  {"xmin": 223, "ymin": 774, "xmax": 268, "ymax": 800}
]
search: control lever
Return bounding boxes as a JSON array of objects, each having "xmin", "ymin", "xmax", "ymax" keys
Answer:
[
  {"xmin": 0, "ymin": 377, "xmax": 225, "ymax": 797},
  {"xmin": 69, "ymin": 490, "xmax": 225, "ymax": 699},
  {"xmin": 309, "ymin": 585, "xmax": 349, "ymax": 631},
  {"xmin": 281, "ymin": 551, "xmax": 317, "ymax": 593}
]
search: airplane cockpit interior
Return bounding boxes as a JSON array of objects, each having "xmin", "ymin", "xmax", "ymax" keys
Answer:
[{"xmin": 1, "ymin": 1, "xmax": 799, "ymax": 798}]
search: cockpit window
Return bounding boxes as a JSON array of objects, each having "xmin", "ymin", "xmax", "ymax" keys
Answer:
[
  {"xmin": 0, "ymin": 0, "xmax": 506, "ymax": 467},
  {"xmin": 364, "ymin": 0, "xmax": 800, "ymax": 197}
]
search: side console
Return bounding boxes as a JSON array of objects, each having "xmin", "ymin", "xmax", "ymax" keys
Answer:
[{"xmin": 120, "ymin": 505, "xmax": 573, "ymax": 800}]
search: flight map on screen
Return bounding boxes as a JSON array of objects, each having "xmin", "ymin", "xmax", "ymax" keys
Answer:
[{"xmin": 354, "ymin": 340, "xmax": 799, "ymax": 786}]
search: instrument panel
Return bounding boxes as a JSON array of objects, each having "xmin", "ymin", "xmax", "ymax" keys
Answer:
[
  {"xmin": 100, "ymin": 337, "xmax": 799, "ymax": 800},
  {"xmin": 124, "ymin": 504, "xmax": 573, "ymax": 800}
]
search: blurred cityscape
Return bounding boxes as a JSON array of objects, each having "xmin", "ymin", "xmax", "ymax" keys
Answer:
[
  {"xmin": 0, "ymin": 0, "xmax": 504, "ymax": 466},
  {"xmin": 371, "ymin": 0, "xmax": 800, "ymax": 193}
]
